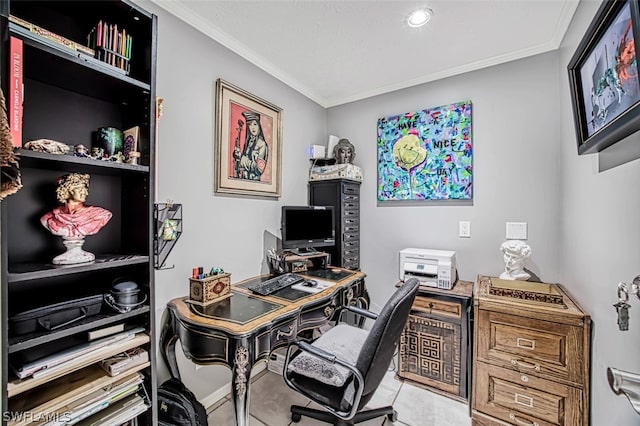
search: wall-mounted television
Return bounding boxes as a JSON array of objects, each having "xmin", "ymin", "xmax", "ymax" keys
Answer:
[{"xmin": 281, "ymin": 206, "xmax": 335, "ymax": 254}]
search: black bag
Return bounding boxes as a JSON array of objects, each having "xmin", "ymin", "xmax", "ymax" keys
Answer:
[
  {"xmin": 158, "ymin": 377, "xmax": 208, "ymax": 426},
  {"xmin": 9, "ymin": 295, "xmax": 104, "ymax": 336}
]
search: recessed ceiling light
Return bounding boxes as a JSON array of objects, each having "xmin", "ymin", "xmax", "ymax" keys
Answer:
[{"xmin": 406, "ymin": 8, "xmax": 433, "ymax": 28}]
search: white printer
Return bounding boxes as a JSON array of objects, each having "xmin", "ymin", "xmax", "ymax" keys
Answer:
[{"xmin": 399, "ymin": 248, "xmax": 457, "ymax": 289}]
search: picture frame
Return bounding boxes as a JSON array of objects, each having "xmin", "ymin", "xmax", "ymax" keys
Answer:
[
  {"xmin": 568, "ymin": 0, "xmax": 640, "ymax": 155},
  {"xmin": 215, "ymin": 79, "xmax": 282, "ymax": 197},
  {"xmin": 377, "ymin": 100, "xmax": 472, "ymax": 201}
]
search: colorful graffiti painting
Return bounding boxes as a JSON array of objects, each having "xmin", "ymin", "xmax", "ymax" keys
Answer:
[{"xmin": 377, "ymin": 101, "xmax": 472, "ymax": 201}]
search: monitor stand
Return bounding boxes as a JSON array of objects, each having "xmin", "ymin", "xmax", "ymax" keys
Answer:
[{"xmin": 292, "ymin": 248, "xmax": 320, "ymax": 256}]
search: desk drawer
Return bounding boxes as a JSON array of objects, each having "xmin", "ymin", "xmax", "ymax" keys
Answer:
[
  {"xmin": 473, "ymin": 362, "xmax": 584, "ymax": 426},
  {"xmin": 476, "ymin": 310, "xmax": 584, "ymax": 384},
  {"xmin": 412, "ymin": 296, "xmax": 462, "ymax": 319},
  {"xmin": 299, "ymin": 296, "xmax": 339, "ymax": 330},
  {"xmin": 270, "ymin": 319, "xmax": 298, "ymax": 346}
]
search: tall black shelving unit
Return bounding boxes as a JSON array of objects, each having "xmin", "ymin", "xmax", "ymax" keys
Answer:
[
  {"xmin": 309, "ymin": 179, "xmax": 361, "ymax": 270},
  {"xmin": 1, "ymin": 1, "xmax": 157, "ymax": 423}
]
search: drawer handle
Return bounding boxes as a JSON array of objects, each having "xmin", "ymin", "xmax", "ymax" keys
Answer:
[
  {"xmin": 511, "ymin": 358, "xmax": 541, "ymax": 371},
  {"xmin": 276, "ymin": 325, "xmax": 295, "ymax": 339},
  {"xmin": 509, "ymin": 413, "xmax": 539, "ymax": 426},
  {"xmin": 324, "ymin": 306, "xmax": 335, "ymax": 318},
  {"xmin": 516, "ymin": 337, "xmax": 536, "ymax": 350},
  {"xmin": 346, "ymin": 288, "xmax": 355, "ymax": 301},
  {"xmin": 514, "ymin": 393, "xmax": 534, "ymax": 407}
]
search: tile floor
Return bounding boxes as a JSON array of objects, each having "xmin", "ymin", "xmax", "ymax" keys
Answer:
[{"xmin": 207, "ymin": 367, "xmax": 471, "ymax": 426}]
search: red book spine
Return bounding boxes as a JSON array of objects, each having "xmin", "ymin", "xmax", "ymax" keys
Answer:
[{"xmin": 9, "ymin": 37, "xmax": 23, "ymax": 148}]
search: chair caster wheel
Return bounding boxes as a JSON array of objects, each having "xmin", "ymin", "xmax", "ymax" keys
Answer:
[
  {"xmin": 291, "ymin": 413, "xmax": 302, "ymax": 422},
  {"xmin": 387, "ymin": 411, "xmax": 398, "ymax": 422}
]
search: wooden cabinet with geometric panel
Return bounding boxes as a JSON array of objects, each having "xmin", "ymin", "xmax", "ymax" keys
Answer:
[{"xmin": 399, "ymin": 280, "xmax": 473, "ymax": 402}]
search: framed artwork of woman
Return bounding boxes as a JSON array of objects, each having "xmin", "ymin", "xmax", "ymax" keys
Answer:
[{"xmin": 215, "ymin": 79, "xmax": 282, "ymax": 198}]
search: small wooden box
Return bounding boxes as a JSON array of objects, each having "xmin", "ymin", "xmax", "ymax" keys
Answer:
[{"xmin": 189, "ymin": 273, "xmax": 231, "ymax": 305}]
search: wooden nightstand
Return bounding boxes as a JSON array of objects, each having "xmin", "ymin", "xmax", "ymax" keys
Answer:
[{"xmin": 472, "ymin": 275, "xmax": 591, "ymax": 426}]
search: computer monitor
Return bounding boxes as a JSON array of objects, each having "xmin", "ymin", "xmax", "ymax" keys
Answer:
[{"xmin": 281, "ymin": 206, "xmax": 335, "ymax": 254}]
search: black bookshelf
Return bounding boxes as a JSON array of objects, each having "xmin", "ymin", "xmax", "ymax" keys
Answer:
[{"xmin": 1, "ymin": 1, "xmax": 158, "ymax": 423}]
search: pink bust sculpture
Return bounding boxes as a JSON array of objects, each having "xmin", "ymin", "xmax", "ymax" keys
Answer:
[{"xmin": 41, "ymin": 173, "xmax": 112, "ymax": 264}]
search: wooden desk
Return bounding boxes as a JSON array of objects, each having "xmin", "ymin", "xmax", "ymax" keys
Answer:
[{"xmin": 160, "ymin": 269, "xmax": 368, "ymax": 426}]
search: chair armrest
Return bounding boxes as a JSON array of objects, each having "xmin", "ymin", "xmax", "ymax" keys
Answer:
[{"xmin": 338, "ymin": 305, "xmax": 378, "ymax": 324}]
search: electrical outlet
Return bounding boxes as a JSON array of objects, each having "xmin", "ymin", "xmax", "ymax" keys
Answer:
[
  {"xmin": 506, "ymin": 222, "xmax": 527, "ymax": 240},
  {"xmin": 459, "ymin": 221, "xmax": 471, "ymax": 238}
]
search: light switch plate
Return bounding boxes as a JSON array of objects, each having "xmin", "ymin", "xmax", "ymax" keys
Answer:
[
  {"xmin": 459, "ymin": 221, "xmax": 471, "ymax": 238},
  {"xmin": 506, "ymin": 222, "xmax": 527, "ymax": 240}
]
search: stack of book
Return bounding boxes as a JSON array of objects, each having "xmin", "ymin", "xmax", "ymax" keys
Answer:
[{"xmin": 87, "ymin": 20, "xmax": 133, "ymax": 73}]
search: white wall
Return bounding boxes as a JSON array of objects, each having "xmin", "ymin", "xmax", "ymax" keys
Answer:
[
  {"xmin": 141, "ymin": 2, "xmax": 326, "ymax": 399},
  {"xmin": 559, "ymin": 2, "xmax": 640, "ymax": 425},
  {"xmin": 326, "ymin": 52, "xmax": 563, "ymax": 308}
]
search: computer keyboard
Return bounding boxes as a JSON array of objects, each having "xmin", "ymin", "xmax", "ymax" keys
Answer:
[{"xmin": 248, "ymin": 273, "xmax": 305, "ymax": 295}]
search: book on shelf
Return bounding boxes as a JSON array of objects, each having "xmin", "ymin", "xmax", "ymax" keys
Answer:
[
  {"xmin": 13, "ymin": 327, "xmax": 145, "ymax": 379},
  {"xmin": 9, "ymin": 373, "xmax": 144, "ymax": 426},
  {"xmin": 9, "ymin": 36, "xmax": 23, "ymax": 148},
  {"xmin": 88, "ymin": 20, "xmax": 133, "ymax": 73},
  {"xmin": 45, "ymin": 373, "xmax": 143, "ymax": 426},
  {"xmin": 101, "ymin": 347, "xmax": 149, "ymax": 377},
  {"xmin": 9, "ymin": 15, "xmax": 95, "ymax": 57},
  {"xmin": 123, "ymin": 126, "xmax": 140, "ymax": 162},
  {"xmin": 75, "ymin": 394, "xmax": 147, "ymax": 426},
  {"xmin": 87, "ymin": 323, "xmax": 125, "ymax": 341}
]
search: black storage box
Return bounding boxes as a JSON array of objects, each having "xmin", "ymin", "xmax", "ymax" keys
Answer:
[{"xmin": 9, "ymin": 295, "xmax": 104, "ymax": 336}]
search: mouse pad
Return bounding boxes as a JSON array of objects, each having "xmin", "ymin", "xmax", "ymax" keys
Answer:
[
  {"xmin": 236, "ymin": 276, "xmax": 317, "ymax": 302},
  {"xmin": 291, "ymin": 279, "xmax": 334, "ymax": 294},
  {"xmin": 304, "ymin": 269, "xmax": 355, "ymax": 281}
]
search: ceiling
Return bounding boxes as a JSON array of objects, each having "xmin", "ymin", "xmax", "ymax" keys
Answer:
[{"xmin": 150, "ymin": 0, "xmax": 580, "ymax": 108}]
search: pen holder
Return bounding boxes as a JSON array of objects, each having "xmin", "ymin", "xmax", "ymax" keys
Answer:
[{"xmin": 189, "ymin": 273, "xmax": 231, "ymax": 305}]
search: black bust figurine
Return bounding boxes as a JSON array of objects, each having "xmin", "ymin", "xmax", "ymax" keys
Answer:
[{"xmin": 333, "ymin": 138, "xmax": 355, "ymax": 164}]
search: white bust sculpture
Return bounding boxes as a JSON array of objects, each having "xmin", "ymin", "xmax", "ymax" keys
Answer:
[{"xmin": 499, "ymin": 240, "xmax": 532, "ymax": 281}]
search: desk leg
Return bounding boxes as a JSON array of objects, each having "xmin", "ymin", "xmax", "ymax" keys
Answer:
[
  {"xmin": 230, "ymin": 342, "xmax": 254, "ymax": 426},
  {"xmin": 159, "ymin": 309, "xmax": 181, "ymax": 380}
]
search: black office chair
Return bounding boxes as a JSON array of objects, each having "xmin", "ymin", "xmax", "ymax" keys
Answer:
[{"xmin": 282, "ymin": 278, "xmax": 420, "ymax": 425}]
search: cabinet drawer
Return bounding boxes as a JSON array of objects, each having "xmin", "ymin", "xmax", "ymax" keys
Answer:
[
  {"xmin": 413, "ymin": 296, "xmax": 462, "ymax": 319},
  {"xmin": 342, "ymin": 247, "xmax": 359, "ymax": 257},
  {"xmin": 343, "ymin": 260, "xmax": 359, "ymax": 270},
  {"xmin": 342, "ymin": 185, "xmax": 360, "ymax": 196},
  {"xmin": 343, "ymin": 209, "xmax": 358, "ymax": 218},
  {"xmin": 343, "ymin": 224, "xmax": 359, "ymax": 233},
  {"xmin": 343, "ymin": 240, "xmax": 358, "ymax": 249},
  {"xmin": 476, "ymin": 310, "xmax": 585, "ymax": 384},
  {"xmin": 343, "ymin": 232, "xmax": 359, "ymax": 242},
  {"xmin": 343, "ymin": 217, "xmax": 359, "ymax": 228},
  {"xmin": 473, "ymin": 362, "xmax": 584, "ymax": 426},
  {"xmin": 343, "ymin": 200, "xmax": 359, "ymax": 209}
]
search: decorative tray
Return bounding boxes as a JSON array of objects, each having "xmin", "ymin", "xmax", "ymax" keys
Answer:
[{"xmin": 488, "ymin": 277, "xmax": 564, "ymax": 306}]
